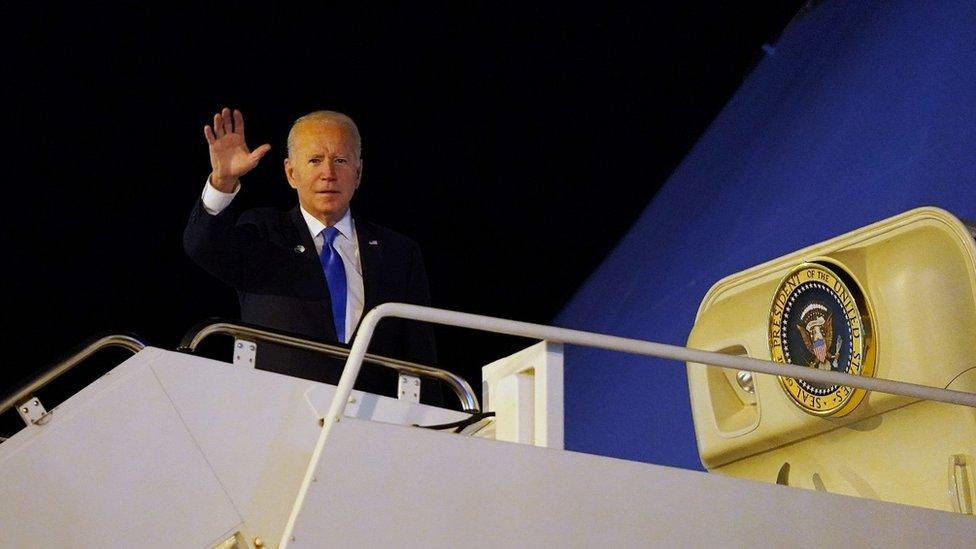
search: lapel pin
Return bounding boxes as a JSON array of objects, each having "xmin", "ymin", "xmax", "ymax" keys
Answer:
[
  {"xmin": 369, "ymin": 240, "xmax": 379, "ymax": 246},
  {"xmin": 294, "ymin": 245, "xmax": 306, "ymax": 254}
]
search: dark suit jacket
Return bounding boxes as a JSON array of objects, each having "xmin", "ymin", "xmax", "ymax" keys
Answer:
[{"xmin": 183, "ymin": 198, "xmax": 439, "ymax": 400}]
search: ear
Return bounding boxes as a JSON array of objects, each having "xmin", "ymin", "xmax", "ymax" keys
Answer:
[
  {"xmin": 284, "ymin": 157, "xmax": 298, "ymax": 189},
  {"xmin": 355, "ymin": 158, "xmax": 364, "ymax": 189}
]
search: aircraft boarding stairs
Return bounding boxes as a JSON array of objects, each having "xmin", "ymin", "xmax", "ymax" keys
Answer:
[{"xmin": 1, "ymin": 303, "xmax": 974, "ymax": 548}]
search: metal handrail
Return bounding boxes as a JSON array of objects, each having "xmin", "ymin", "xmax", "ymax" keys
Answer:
[
  {"xmin": 280, "ymin": 302, "xmax": 976, "ymax": 540},
  {"xmin": 283, "ymin": 302, "xmax": 976, "ymax": 537},
  {"xmin": 177, "ymin": 319, "xmax": 480, "ymax": 412},
  {"xmin": 0, "ymin": 333, "xmax": 148, "ymax": 416}
]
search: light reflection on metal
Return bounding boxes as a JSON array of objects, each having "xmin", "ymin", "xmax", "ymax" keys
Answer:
[
  {"xmin": 736, "ymin": 371, "xmax": 756, "ymax": 394},
  {"xmin": 0, "ymin": 334, "xmax": 147, "ymax": 417},
  {"xmin": 179, "ymin": 319, "xmax": 479, "ymax": 412}
]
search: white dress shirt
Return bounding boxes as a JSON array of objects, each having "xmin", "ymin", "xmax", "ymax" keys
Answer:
[{"xmin": 201, "ymin": 180, "xmax": 366, "ymax": 342}]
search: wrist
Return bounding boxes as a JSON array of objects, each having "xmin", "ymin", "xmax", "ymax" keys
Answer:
[{"xmin": 210, "ymin": 173, "xmax": 240, "ymax": 193}]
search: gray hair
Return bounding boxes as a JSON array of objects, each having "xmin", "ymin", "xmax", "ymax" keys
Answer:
[{"xmin": 286, "ymin": 110, "xmax": 362, "ymax": 159}]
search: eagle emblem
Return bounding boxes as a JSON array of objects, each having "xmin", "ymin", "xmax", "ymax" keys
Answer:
[
  {"xmin": 796, "ymin": 303, "xmax": 842, "ymax": 371},
  {"xmin": 768, "ymin": 263, "xmax": 876, "ymax": 417}
]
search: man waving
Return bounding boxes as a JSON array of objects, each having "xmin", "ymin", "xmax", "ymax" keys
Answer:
[{"xmin": 184, "ymin": 108, "xmax": 438, "ymax": 398}]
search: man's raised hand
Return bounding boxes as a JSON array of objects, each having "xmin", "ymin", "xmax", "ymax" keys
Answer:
[{"xmin": 204, "ymin": 107, "xmax": 272, "ymax": 192}]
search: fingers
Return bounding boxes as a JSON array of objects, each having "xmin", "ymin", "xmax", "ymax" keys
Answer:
[
  {"xmin": 213, "ymin": 111, "xmax": 225, "ymax": 138},
  {"xmin": 225, "ymin": 107, "xmax": 234, "ymax": 134},
  {"xmin": 204, "ymin": 125, "xmax": 216, "ymax": 145},
  {"xmin": 233, "ymin": 109, "xmax": 245, "ymax": 135},
  {"xmin": 218, "ymin": 106, "xmax": 233, "ymax": 135},
  {"xmin": 210, "ymin": 107, "xmax": 247, "ymax": 139},
  {"xmin": 250, "ymin": 143, "xmax": 272, "ymax": 162}
]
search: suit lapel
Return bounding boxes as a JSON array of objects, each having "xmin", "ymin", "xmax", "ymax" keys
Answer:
[
  {"xmin": 289, "ymin": 206, "xmax": 319, "ymax": 263},
  {"xmin": 289, "ymin": 206, "xmax": 337, "ymax": 341},
  {"xmin": 356, "ymin": 216, "xmax": 383, "ymax": 327}
]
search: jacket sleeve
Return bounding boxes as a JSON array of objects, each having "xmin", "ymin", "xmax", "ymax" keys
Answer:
[{"xmin": 183, "ymin": 197, "xmax": 262, "ymax": 289}]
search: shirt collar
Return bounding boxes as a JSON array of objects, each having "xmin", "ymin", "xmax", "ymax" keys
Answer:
[{"xmin": 300, "ymin": 207, "xmax": 354, "ymax": 241}]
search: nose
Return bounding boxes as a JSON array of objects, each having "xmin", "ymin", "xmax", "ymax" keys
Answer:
[{"xmin": 318, "ymin": 161, "xmax": 337, "ymax": 180}]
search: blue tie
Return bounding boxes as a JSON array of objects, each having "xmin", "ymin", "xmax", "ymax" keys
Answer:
[{"xmin": 320, "ymin": 226, "xmax": 347, "ymax": 343}]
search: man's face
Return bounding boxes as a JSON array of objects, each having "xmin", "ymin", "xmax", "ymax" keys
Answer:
[{"xmin": 285, "ymin": 121, "xmax": 362, "ymax": 225}]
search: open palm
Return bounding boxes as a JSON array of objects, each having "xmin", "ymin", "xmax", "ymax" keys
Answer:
[{"xmin": 204, "ymin": 108, "xmax": 271, "ymax": 191}]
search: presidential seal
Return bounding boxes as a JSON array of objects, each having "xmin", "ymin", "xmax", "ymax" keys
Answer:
[{"xmin": 768, "ymin": 263, "xmax": 875, "ymax": 417}]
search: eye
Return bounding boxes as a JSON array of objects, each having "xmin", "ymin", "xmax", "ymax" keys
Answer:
[
  {"xmin": 309, "ymin": 158, "xmax": 322, "ymax": 165},
  {"xmin": 334, "ymin": 157, "xmax": 348, "ymax": 164}
]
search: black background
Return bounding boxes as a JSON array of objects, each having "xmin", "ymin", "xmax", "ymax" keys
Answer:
[{"xmin": 1, "ymin": 3, "xmax": 805, "ymax": 428}]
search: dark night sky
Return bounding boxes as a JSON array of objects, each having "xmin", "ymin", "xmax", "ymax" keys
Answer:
[{"xmin": 2, "ymin": 3, "xmax": 804, "ymax": 419}]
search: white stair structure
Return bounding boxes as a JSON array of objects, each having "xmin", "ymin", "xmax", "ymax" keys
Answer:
[{"xmin": 1, "ymin": 305, "xmax": 974, "ymax": 547}]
